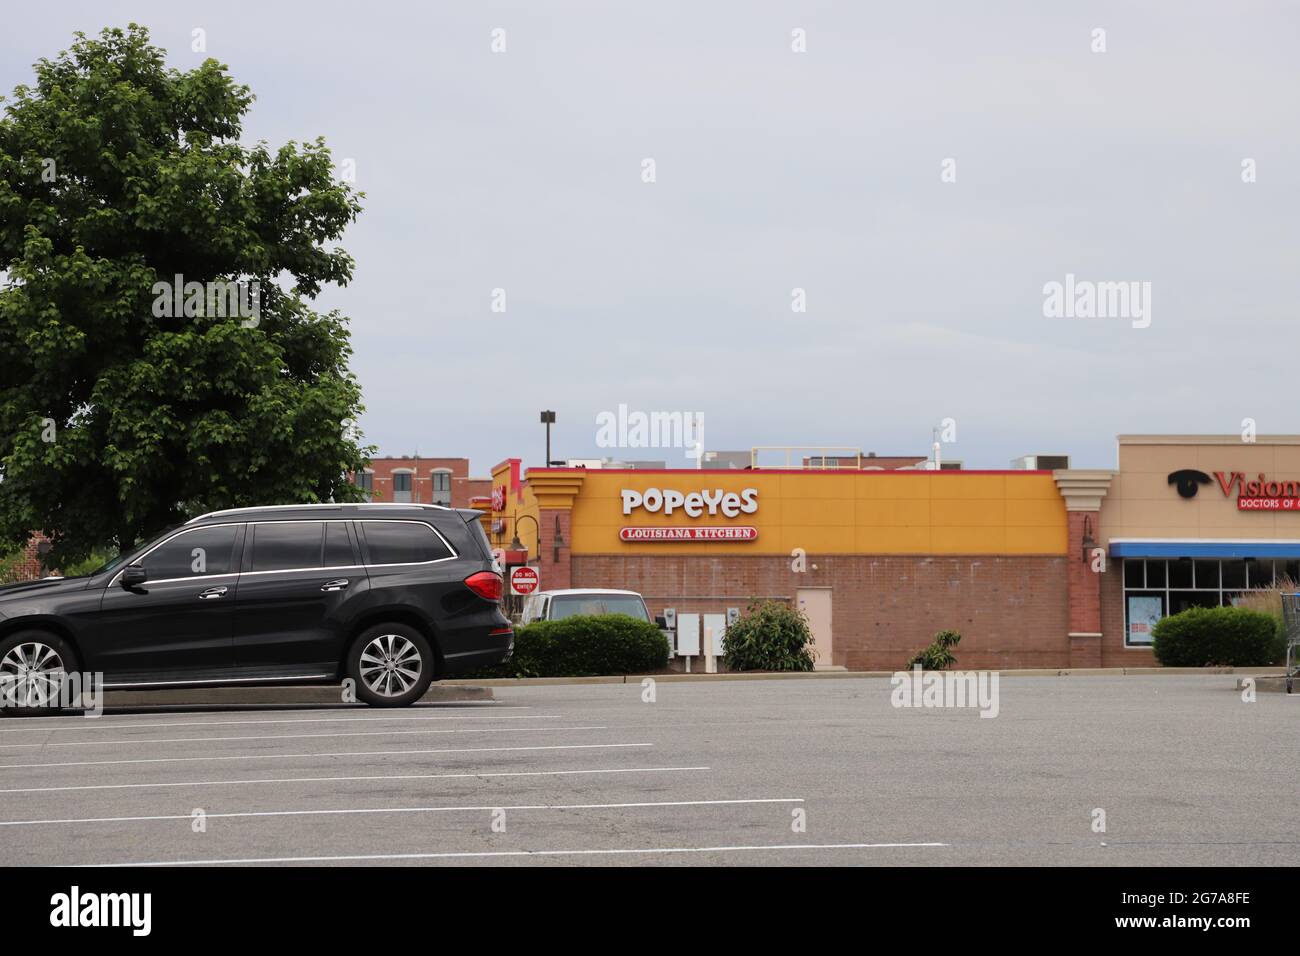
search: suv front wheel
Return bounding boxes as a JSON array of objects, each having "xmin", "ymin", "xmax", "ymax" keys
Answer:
[{"xmin": 347, "ymin": 623, "xmax": 435, "ymax": 707}]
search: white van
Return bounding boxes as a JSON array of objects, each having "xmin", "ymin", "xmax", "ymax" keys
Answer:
[{"xmin": 520, "ymin": 589, "xmax": 656, "ymax": 626}]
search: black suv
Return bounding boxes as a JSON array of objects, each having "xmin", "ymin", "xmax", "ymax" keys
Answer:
[{"xmin": 0, "ymin": 504, "xmax": 513, "ymax": 715}]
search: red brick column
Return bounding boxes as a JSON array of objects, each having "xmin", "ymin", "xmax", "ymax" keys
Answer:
[
  {"xmin": 1054, "ymin": 471, "xmax": 1116, "ymax": 669},
  {"xmin": 1066, "ymin": 511, "xmax": 1103, "ymax": 667},
  {"xmin": 537, "ymin": 509, "xmax": 573, "ymax": 591},
  {"xmin": 525, "ymin": 470, "xmax": 585, "ymax": 594}
]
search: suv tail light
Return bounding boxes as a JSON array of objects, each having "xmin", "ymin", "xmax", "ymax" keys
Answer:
[{"xmin": 463, "ymin": 571, "xmax": 503, "ymax": 603}]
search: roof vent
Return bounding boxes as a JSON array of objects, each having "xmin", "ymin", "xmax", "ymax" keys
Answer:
[{"xmin": 1012, "ymin": 454, "xmax": 1070, "ymax": 470}]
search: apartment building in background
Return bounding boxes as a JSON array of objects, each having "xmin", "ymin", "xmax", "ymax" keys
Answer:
[{"xmin": 350, "ymin": 456, "xmax": 490, "ymax": 508}]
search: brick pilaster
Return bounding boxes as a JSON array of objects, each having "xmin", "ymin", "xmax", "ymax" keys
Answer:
[
  {"xmin": 1054, "ymin": 470, "xmax": 1116, "ymax": 669},
  {"xmin": 525, "ymin": 470, "xmax": 586, "ymax": 595},
  {"xmin": 538, "ymin": 508, "xmax": 573, "ymax": 591}
]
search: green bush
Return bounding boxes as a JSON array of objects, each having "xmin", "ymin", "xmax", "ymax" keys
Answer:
[
  {"xmin": 1151, "ymin": 605, "xmax": 1284, "ymax": 667},
  {"xmin": 0, "ymin": 552, "xmax": 26, "ymax": 585},
  {"xmin": 906, "ymin": 629, "xmax": 962, "ymax": 670},
  {"xmin": 54, "ymin": 550, "xmax": 114, "ymax": 578},
  {"xmin": 722, "ymin": 600, "xmax": 817, "ymax": 672},
  {"xmin": 472, "ymin": 614, "xmax": 670, "ymax": 678}
]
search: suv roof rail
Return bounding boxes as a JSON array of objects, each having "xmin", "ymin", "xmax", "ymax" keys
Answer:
[{"xmin": 185, "ymin": 502, "xmax": 457, "ymax": 524}]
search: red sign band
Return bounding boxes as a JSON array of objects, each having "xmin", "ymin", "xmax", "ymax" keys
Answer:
[{"xmin": 1237, "ymin": 497, "xmax": 1300, "ymax": 511}]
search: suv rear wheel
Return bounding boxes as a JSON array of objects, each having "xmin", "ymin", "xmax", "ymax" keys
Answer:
[{"xmin": 347, "ymin": 623, "xmax": 435, "ymax": 707}]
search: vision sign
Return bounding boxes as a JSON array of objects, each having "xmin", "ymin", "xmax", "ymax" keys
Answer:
[
  {"xmin": 1216, "ymin": 471, "xmax": 1300, "ymax": 511},
  {"xmin": 1169, "ymin": 469, "xmax": 1300, "ymax": 511},
  {"xmin": 620, "ymin": 487, "xmax": 759, "ymax": 543}
]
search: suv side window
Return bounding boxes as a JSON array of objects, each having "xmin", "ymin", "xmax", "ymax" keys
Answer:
[
  {"xmin": 141, "ymin": 525, "xmax": 239, "ymax": 580},
  {"xmin": 323, "ymin": 521, "xmax": 357, "ymax": 566},
  {"xmin": 249, "ymin": 522, "xmax": 325, "ymax": 572},
  {"xmin": 361, "ymin": 521, "xmax": 453, "ymax": 565}
]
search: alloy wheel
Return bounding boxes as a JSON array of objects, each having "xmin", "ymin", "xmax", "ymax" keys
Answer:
[
  {"xmin": 0, "ymin": 642, "xmax": 67, "ymax": 709},
  {"xmin": 358, "ymin": 634, "xmax": 423, "ymax": 697}
]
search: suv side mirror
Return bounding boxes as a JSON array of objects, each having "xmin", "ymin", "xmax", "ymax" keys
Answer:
[
  {"xmin": 121, "ymin": 565, "xmax": 148, "ymax": 588},
  {"xmin": 654, "ymin": 615, "xmax": 668, "ymax": 629}
]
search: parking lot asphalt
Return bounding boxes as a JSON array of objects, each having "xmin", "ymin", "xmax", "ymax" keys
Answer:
[{"xmin": 0, "ymin": 674, "xmax": 1295, "ymax": 866}]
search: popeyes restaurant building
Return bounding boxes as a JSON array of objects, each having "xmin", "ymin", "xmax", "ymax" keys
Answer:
[{"xmin": 478, "ymin": 435, "xmax": 1300, "ymax": 671}]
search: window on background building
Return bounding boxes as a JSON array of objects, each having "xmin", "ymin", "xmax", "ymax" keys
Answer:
[
  {"xmin": 1122, "ymin": 557, "xmax": 1273, "ymax": 647},
  {"xmin": 353, "ymin": 471, "xmax": 373, "ymax": 493},
  {"xmin": 392, "ymin": 471, "xmax": 412, "ymax": 503},
  {"xmin": 431, "ymin": 469, "xmax": 452, "ymax": 506}
]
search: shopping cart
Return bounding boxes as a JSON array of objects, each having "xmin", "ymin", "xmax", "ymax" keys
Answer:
[{"xmin": 1280, "ymin": 593, "xmax": 1300, "ymax": 694}]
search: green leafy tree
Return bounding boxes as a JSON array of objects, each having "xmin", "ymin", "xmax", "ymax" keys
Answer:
[{"xmin": 0, "ymin": 25, "xmax": 371, "ymax": 568}]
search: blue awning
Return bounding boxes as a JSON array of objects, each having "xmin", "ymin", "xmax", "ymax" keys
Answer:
[{"xmin": 1109, "ymin": 539, "xmax": 1300, "ymax": 559}]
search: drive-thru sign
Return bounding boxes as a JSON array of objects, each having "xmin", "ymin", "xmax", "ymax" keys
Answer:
[{"xmin": 510, "ymin": 566, "xmax": 540, "ymax": 596}]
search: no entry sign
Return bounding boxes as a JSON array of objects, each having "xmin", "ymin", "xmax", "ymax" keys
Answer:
[{"xmin": 510, "ymin": 566, "xmax": 540, "ymax": 595}]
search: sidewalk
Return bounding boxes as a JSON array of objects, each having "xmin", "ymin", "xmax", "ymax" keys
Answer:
[
  {"xmin": 78, "ymin": 666, "xmax": 1288, "ymax": 708},
  {"xmin": 446, "ymin": 665, "xmax": 1287, "ymax": 687}
]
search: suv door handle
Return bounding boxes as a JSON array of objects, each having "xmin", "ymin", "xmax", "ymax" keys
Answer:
[
  {"xmin": 320, "ymin": 579, "xmax": 350, "ymax": 592},
  {"xmin": 198, "ymin": 586, "xmax": 228, "ymax": 600}
]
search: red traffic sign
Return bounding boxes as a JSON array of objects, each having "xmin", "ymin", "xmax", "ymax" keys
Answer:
[{"xmin": 510, "ymin": 566, "xmax": 540, "ymax": 595}]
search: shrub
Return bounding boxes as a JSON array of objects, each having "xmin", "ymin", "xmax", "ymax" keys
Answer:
[
  {"xmin": 470, "ymin": 614, "xmax": 670, "ymax": 678},
  {"xmin": 1151, "ymin": 605, "xmax": 1284, "ymax": 667},
  {"xmin": 0, "ymin": 552, "xmax": 25, "ymax": 585},
  {"xmin": 722, "ymin": 600, "xmax": 817, "ymax": 672},
  {"xmin": 906, "ymin": 629, "xmax": 962, "ymax": 670},
  {"xmin": 53, "ymin": 550, "xmax": 114, "ymax": 578},
  {"xmin": 1234, "ymin": 578, "xmax": 1297, "ymax": 664}
]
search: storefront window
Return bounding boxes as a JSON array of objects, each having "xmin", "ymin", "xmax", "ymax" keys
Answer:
[
  {"xmin": 1221, "ymin": 562, "xmax": 1247, "ymax": 590},
  {"xmin": 1281, "ymin": 560, "xmax": 1300, "ymax": 585},
  {"xmin": 1167, "ymin": 559, "xmax": 1194, "ymax": 589},
  {"xmin": 1122, "ymin": 558, "xmax": 1264, "ymax": 647}
]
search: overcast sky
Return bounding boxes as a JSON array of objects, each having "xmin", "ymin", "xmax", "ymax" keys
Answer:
[{"xmin": 6, "ymin": 1, "xmax": 1298, "ymax": 473}]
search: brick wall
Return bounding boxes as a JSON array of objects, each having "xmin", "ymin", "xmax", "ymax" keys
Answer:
[
  {"xmin": 572, "ymin": 553, "xmax": 1070, "ymax": 670},
  {"xmin": 3, "ymin": 536, "xmax": 48, "ymax": 583},
  {"xmin": 1099, "ymin": 559, "xmax": 1154, "ymax": 667},
  {"xmin": 352, "ymin": 457, "xmax": 486, "ymax": 508}
]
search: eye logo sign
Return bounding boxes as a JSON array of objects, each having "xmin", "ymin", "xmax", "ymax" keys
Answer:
[{"xmin": 1168, "ymin": 469, "xmax": 1211, "ymax": 499}]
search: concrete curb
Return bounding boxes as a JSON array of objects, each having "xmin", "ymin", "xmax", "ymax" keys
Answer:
[
  {"xmin": 1235, "ymin": 676, "xmax": 1295, "ymax": 695},
  {"xmin": 102, "ymin": 684, "xmax": 493, "ymax": 707},
  {"xmin": 443, "ymin": 666, "xmax": 1287, "ymax": 687}
]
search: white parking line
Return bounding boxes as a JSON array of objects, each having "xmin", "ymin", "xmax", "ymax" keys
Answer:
[
  {"xmin": 0, "ymin": 711, "xmax": 552, "ymax": 734},
  {"xmin": 0, "ymin": 702, "xmax": 520, "ymax": 726},
  {"xmin": 0, "ymin": 765, "xmax": 710, "ymax": 795},
  {"xmin": 80, "ymin": 842, "xmax": 949, "ymax": 866},
  {"xmin": 0, "ymin": 797, "xmax": 801, "ymax": 827},
  {"xmin": 0, "ymin": 725, "xmax": 607, "ymax": 749},
  {"xmin": 0, "ymin": 742, "xmax": 654, "ymax": 770}
]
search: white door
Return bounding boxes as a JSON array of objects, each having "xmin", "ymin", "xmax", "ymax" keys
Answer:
[{"xmin": 796, "ymin": 589, "xmax": 833, "ymax": 668}]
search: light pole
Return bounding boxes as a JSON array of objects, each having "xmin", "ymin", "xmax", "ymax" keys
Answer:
[{"xmin": 540, "ymin": 410, "xmax": 556, "ymax": 467}]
